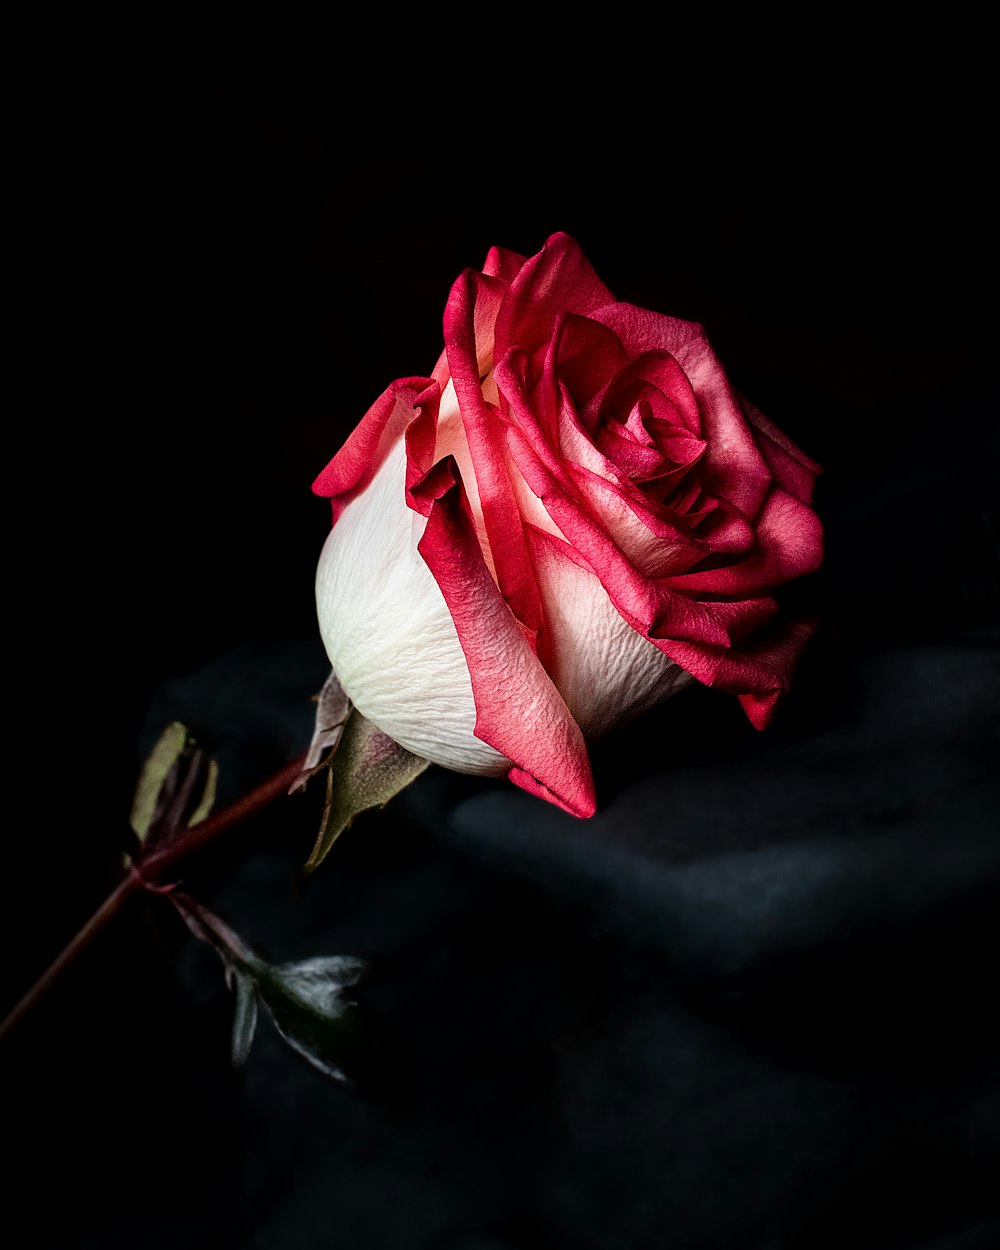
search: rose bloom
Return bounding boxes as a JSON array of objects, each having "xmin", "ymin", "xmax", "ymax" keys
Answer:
[{"xmin": 313, "ymin": 233, "xmax": 822, "ymax": 818}]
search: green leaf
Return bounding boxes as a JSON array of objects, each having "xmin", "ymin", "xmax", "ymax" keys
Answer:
[
  {"xmin": 187, "ymin": 757, "xmax": 218, "ymax": 828},
  {"xmin": 129, "ymin": 722, "xmax": 218, "ymax": 857},
  {"xmin": 168, "ymin": 892, "xmax": 368, "ymax": 1081},
  {"xmin": 253, "ymin": 956, "xmax": 367, "ymax": 1083},
  {"xmin": 228, "ymin": 968, "xmax": 259, "ymax": 1068},
  {"xmin": 304, "ymin": 710, "xmax": 429, "ymax": 873},
  {"xmin": 130, "ymin": 722, "xmax": 189, "ymax": 840}
]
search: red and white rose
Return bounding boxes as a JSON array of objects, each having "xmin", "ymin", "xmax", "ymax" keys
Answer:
[{"xmin": 313, "ymin": 233, "xmax": 822, "ymax": 817}]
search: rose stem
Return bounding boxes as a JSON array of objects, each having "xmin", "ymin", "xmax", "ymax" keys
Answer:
[{"xmin": 0, "ymin": 752, "xmax": 308, "ymax": 1042}]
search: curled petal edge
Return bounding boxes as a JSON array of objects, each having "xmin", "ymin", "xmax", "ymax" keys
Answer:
[
  {"xmin": 312, "ymin": 377, "xmax": 439, "ymax": 519},
  {"xmin": 414, "ymin": 457, "xmax": 596, "ymax": 819}
]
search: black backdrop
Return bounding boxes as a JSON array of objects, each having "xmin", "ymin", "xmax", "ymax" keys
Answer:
[{"xmin": 6, "ymin": 65, "xmax": 998, "ymax": 1249}]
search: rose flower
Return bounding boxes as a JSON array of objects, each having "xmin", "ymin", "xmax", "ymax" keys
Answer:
[{"xmin": 313, "ymin": 233, "xmax": 822, "ymax": 818}]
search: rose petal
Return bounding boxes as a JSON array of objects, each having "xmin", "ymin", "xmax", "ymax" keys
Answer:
[
  {"xmin": 528, "ymin": 526, "xmax": 694, "ymax": 740},
  {"xmin": 596, "ymin": 420, "xmax": 670, "ymax": 481},
  {"xmin": 741, "ymin": 394, "xmax": 823, "ymax": 506},
  {"xmin": 315, "ymin": 441, "xmax": 508, "ymax": 776},
  {"xmin": 593, "ymin": 304, "xmax": 772, "ymax": 519},
  {"xmin": 493, "ymin": 232, "xmax": 616, "ymax": 362},
  {"xmin": 507, "ymin": 421, "xmax": 775, "ymax": 645},
  {"xmin": 483, "ymin": 243, "xmax": 528, "ymax": 283},
  {"xmin": 645, "ymin": 618, "xmax": 819, "ymax": 729},
  {"xmin": 312, "ymin": 376, "xmax": 438, "ymax": 520},
  {"xmin": 596, "ymin": 350, "xmax": 703, "ymax": 436},
  {"xmin": 667, "ymin": 487, "xmax": 824, "ymax": 594},
  {"xmin": 564, "ymin": 457, "xmax": 757, "ymax": 575},
  {"xmin": 735, "ymin": 619, "xmax": 818, "ymax": 727},
  {"xmin": 418, "ymin": 458, "xmax": 596, "ymax": 818},
  {"xmin": 499, "ymin": 347, "xmax": 697, "ymax": 564},
  {"xmin": 444, "ymin": 267, "xmax": 544, "ymax": 642},
  {"xmin": 545, "ymin": 312, "xmax": 631, "ymax": 431}
]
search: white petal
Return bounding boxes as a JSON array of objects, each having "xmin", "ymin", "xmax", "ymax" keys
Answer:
[
  {"xmin": 530, "ymin": 533, "xmax": 694, "ymax": 740},
  {"xmin": 315, "ymin": 439, "xmax": 510, "ymax": 776}
]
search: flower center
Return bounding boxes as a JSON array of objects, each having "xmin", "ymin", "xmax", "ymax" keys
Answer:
[{"xmin": 595, "ymin": 373, "xmax": 707, "ymax": 511}]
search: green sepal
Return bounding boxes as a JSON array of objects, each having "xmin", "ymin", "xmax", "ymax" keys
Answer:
[
  {"xmin": 289, "ymin": 670, "xmax": 351, "ymax": 794},
  {"xmin": 304, "ymin": 710, "xmax": 429, "ymax": 873}
]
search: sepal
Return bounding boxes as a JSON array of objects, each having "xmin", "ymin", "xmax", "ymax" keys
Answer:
[{"xmin": 304, "ymin": 708, "xmax": 429, "ymax": 872}]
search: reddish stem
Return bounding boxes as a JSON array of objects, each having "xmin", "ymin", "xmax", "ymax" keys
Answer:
[
  {"xmin": 142, "ymin": 753, "xmax": 307, "ymax": 877},
  {"xmin": 0, "ymin": 752, "xmax": 307, "ymax": 1041}
]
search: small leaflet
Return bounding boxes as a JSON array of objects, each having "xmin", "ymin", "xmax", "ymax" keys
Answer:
[
  {"xmin": 128, "ymin": 722, "xmax": 218, "ymax": 853},
  {"xmin": 168, "ymin": 891, "xmax": 367, "ymax": 1082}
]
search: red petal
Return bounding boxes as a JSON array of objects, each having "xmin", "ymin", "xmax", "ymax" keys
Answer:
[
  {"xmin": 741, "ymin": 395, "xmax": 822, "ymax": 506},
  {"xmin": 493, "ymin": 233, "xmax": 616, "ymax": 361},
  {"xmin": 506, "ymin": 422, "xmax": 775, "ymax": 645},
  {"xmin": 312, "ymin": 377, "xmax": 438, "ymax": 520},
  {"xmin": 444, "ymin": 268, "xmax": 543, "ymax": 641},
  {"xmin": 594, "ymin": 305, "xmax": 772, "ymax": 519},
  {"xmin": 483, "ymin": 243, "xmax": 528, "ymax": 283},
  {"xmin": 417, "ymin": 461, "xmax": 596, "ymax": 818},
  {"xmin": 647, "ymin": 619, "xmax": 819, "ymax": 729},
  {"xmin": 667, "ymin": 487, "xmax": 824, "ymax": 595},
  {"xmin": 545, "ymin": 312, "xmax": 631, "ymax": 427}
]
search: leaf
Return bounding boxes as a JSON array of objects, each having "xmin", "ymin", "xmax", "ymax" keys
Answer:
[
  {"xmin": 253, "ymin": 956, "xmax": 367, "ymax": 1083},
  {"xmin": 304, "ymin": 709, "xmax": 429, "ymax": 872},
  {"xmin": 289, "ymin": 670, "xmax": 352, "ymax": 794},
  {"xmin": 167, "ymin": 893, "xmax": 368, "ymax": 1081},
  {"xmin": 228, "ymin": 968, "xmax": 259, "ymax": 1068},
  {"xmin": 130, "ymin": 722, "xmax": 189, "ymax": 840},
  {"xmin": 129, "ymin": 722, "xmax": 219, "ymax": 855},
  {"xmin": 187, "ymin": 757, "xmax": 219, "ymax": 828}
]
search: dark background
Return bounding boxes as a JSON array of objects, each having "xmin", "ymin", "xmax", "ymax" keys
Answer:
[{"xmin": 6, "ymin": 63, "xmax": 998, "ymax": 1249}]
